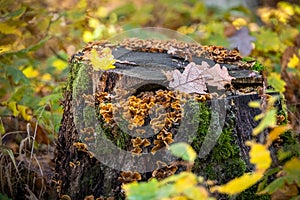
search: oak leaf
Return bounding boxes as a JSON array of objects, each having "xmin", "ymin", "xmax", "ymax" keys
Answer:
[{"xmin": 166, "ymin": 62, "xmax": 234, "ymax": 94}]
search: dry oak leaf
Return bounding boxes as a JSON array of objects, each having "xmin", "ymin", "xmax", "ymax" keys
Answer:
[
  {"xmin": 205, "ymin": 63, "xmax": 235, "ymax": 90},
  {"xmin": 166, "ymin": 62, "xmax": 234, "ymax": 94}
]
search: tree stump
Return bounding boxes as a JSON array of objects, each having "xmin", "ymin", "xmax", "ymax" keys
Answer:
[{"xmin": 54, "ymin": 39, "xmax": 277, "ymax": 199}]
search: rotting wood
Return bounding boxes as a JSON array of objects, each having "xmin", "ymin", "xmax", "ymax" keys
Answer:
[{"xmin": 54, "ymin": 39, "xmax": 283, "ymax": 200}]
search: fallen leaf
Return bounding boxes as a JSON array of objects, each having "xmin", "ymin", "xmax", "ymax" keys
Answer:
[
  {"xmin": 228, "ymin": 27, "xmax": 255, "ymax": 56},
  {"xmin": 89, "ymin": 48, "xmax": 116, "ymax": 71},
  {"xmin": 287, "ymin": 54, "xmax": 299, "ymax": 68},
  {"xmin": 210, "ymin": 172, "xmax": 264, "ymax": 195},
  {"xmin": 168, "ymin": 62, "xmax": 208, "ymax": 94},
  {"xmin": 205, "ymin": 63, "xmax": 235, "ymax": 90},
  {"xmin": 167, "ymin": 62, "xmax": 234, "ymax": 94}
]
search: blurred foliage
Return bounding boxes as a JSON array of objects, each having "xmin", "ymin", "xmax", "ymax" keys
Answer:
[{"xmin": 0, "ymin": 0, "xmax": 299, "ymax": 199}]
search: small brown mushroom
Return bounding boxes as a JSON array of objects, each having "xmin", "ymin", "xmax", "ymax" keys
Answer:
[{"xmin": 118, "ymin": 171, "xmax": 142, "ymax": 184}]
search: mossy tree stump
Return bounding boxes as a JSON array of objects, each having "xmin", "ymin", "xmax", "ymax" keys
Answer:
[{"xmin": 54, "ymin": 39, "xmax": 279, "ymax": 199}]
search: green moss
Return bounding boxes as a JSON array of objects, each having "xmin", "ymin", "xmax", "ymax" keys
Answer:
[
  {"xmin": 72, "ymin": 63, "xmax": 91, "ymax": 100},
  {"xmin": 190, "ymin": 101, "xmax": 252, "ymax": 199},
  {"xmin": 237, "ymin": 183, "xmax": 270, "ymax": 200},
  {"xmin": 83, "ymin": 106, "xmax": 96, "ymax": 127},
  {"xmin": 242, "ymin": 57, "xmax": 265, "ymax": 72},
  {"xmin": 66, "ymin": 61, "xmax": 85, "ymax": 92}
]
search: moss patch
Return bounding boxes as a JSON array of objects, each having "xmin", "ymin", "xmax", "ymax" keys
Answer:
[{"xmin": 190, "ymin": 101, "xmax": 267, "ymax": 199}]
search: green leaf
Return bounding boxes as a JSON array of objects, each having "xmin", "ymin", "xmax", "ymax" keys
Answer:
[
  {"xmin": 4, "ymin": 36, "xmax": 51, "ymax": 56},
  {"xmin": 268, "ymin": 72, "xmax": 286, "ymax": 93},
  {"xmin": 0, "ymin": 117, "xmax": 5, "ymax": 135},
  {"xmin": 253, "ymin": 28, "xmax": 281, "ymax": 52},
  {"xmin": 253, "ymin": 109, "xmax": 277, "ymax": 136},
  {"xmin": 123, "ymin": 178, "xmax": 159, "ymax": 200},
  {"xmin": 0, "ymin": 192, "xmax": 12, "ymax": 200},
  {"xmin": 0, "ymin": 146, "xmax": 19, "ymax": 175},
  {"xmin": 5, "ymin": 66, "xmax": 29, "ymax": 84},
  {"xmin": 169, "ymin": 142, "xmax": 196, "ymax": 162},
  {"xmin": 258, "ymin": 178, "xmax": 285, "ymax": 194},
  {"xmin": 7, "ymin": 7, "xmax": 26, "ymax": 19},
  {"xmin": 283, "ymin": 157, "xmax": 300, "ymax": 182}
]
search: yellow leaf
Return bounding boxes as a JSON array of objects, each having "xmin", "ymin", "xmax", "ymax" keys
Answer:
[
  {"xmin": 88, "ymin": 18, "xmax": 100, "ymax": 29},
  {"xmin": 0, "ymin": 23, "xmax": 21, "ymax": 36},
  {"xmin": 246, "ymin": 141, "xmax": 271, "ymax": 171},
  {"xmin": 83, "ymin": 31, "xmax": 93, "ymax": 43},
  {"xmin": 89, "ymin": 48, "xmax": 115, "ymax": 71},
  {"xmin": 42, "ymin": 73, "xmax": 52, "ymax": 81},
  {"xmin": 7, "ymin": 101, "xmax": 19, "ymax": 117},
  {"xmin": 23, "ymin": 66, "xmax": 39, "ymax": 78},
  {"xmin": 96, "ymin": 7, "xmax": 108, "ymax": 18},
  {"xmin": 248, "ymin": 101, "xmax": 261, "ymax": 108},
  {"xmin": 174, "ymin": 172, "xmax": 197, "ymax": 193},
  {"xmin": 278, "ymin": 2, "xmax": 295, "ymax": 16},
  {"xmin": 266, "ymin": 125, "xmax": 291, "ymax": 146},
  {"xmin": 184, "ymin": 186, "xmax": 210, "ymax": 200},
  {"xmin": 52, "ymin": 59, "xmax": 67, "ymax": 71},
  {"xmin": 17, "ymin": 105, "xmax": 31, "ymax": 121},
  {"xmin": 0, "ymin": 45, "xmax": 12, "ymax": 54},
  {"xmin": 287, "ymin": 54, "xmax": 299, "ymax": 68},
  {"xmin": 210, "ymin": 172, "xmax": 264, "ymax": 194},
  {"xmin": 232, "ymin": 18, "xmax": 248, "ymax": 28}
]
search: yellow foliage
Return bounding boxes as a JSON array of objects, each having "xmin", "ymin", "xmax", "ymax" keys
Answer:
[
  {"xmin": 17, "ymin": 104, "xmax": 32, "ymax": 121},
  {"xmin": 210, "ymin": 172, "xmax": 264, "ymax": 195},
  {"xmin": 83, "ymin": 31, "xmax": 93, "ymax": 43},
  {"xmin": 96, "ymin": 7, "xmax": 109, "ymax": 18},
  {"xmin": 89, "ymin": 48, "xmax": 116, "ymax": 71},
  {"xmin": 211, "ymin": 141, "xmax": 271, "ymax": 195},
  {"xmin": 0, "ymin": 22, "xmax": 22, "ymax": 36},
  {"xmin": 7, "ymin": 101, "xmax": 19, "ymax": 117},
  {"xmin": 88, "ymin": 18, "xmax": 100, "ymax": 29},
  {"xmin": 267, "ymin": 72, "xmax": 286, "ymax": 93},
  {"xmin": 248, "ymin": 101, "xmax": 260, "ymax": 108},
  {"xmin": 52, "ymin": 59, "xmax": 67, "ymax": 71},
  {"xmin": 277, "ymin": 2, "xmax": 295, "ymax": 16},
  {"xmin": 284, "ymin": 157, "xmax": 300, "ymax": 173},
  {"xmin": 246, "ymin": 141, "xmax": 271, "ymax": 171},
  {"xmin": 1, "ymin": 101, "xmax": 32, "ymax": 121},
  {"xmin": 232, "ymin": 18, "xmax": 248, "ymax": 28},
  {"xmin": 177, "ymin": 26, "xmax": 196, "ymax": 35},
  {"xmin": 0, "ymin": 45, "xmax": 12, "ymax": 54},
  {"xmin": 173, "ymin": 172, "xmax": 197, "ymax": 193},
  {"xmin": 266, "ymin": 125, "xmax": 291, "ymax": 146},
  {"xmin": 41, "ymin": 73, "xmax": 52, "ymax": 81},
  {"xmin": 23, "ymin": 66, "xmax": 39, "ymax": 78},
  {"xmin": 287, "ymin": 54, "xmax": 299, "ymax": 68}
]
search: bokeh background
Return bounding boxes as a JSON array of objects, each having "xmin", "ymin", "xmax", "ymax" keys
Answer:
[{"xmin": 0, "ymin": 0, "xmax": 299, "ymax": 199}]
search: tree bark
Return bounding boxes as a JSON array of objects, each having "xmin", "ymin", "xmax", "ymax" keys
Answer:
[{"xmin": 54, "ymin": 39, "xmax": 275, "ymax": 199}]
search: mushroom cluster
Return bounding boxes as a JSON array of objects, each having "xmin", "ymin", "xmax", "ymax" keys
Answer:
[
  {"xmin": 152, "ymin": 164, "xmax": 178, "ymax": 180},
  {"xmin": 96, "ymin": 92, "xmax": 114, "ymax": 123},
  {"xmin": 120, "ymin": 38, "xmax": 242, "ymax": 65},
  {"xmin": 203, "ymin": 45, "xmax": 241, "ymax": 64},
  {"xmin": 131, "ymin": 137, "xmax": 151, "ymax": 155},
  {"xmin": 118, "ymin": 171, "xmax": 142, "ymax": 184},
  {"xmin": 96, "ymin": 89, "xmax": 183, "ymax": 155}
]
